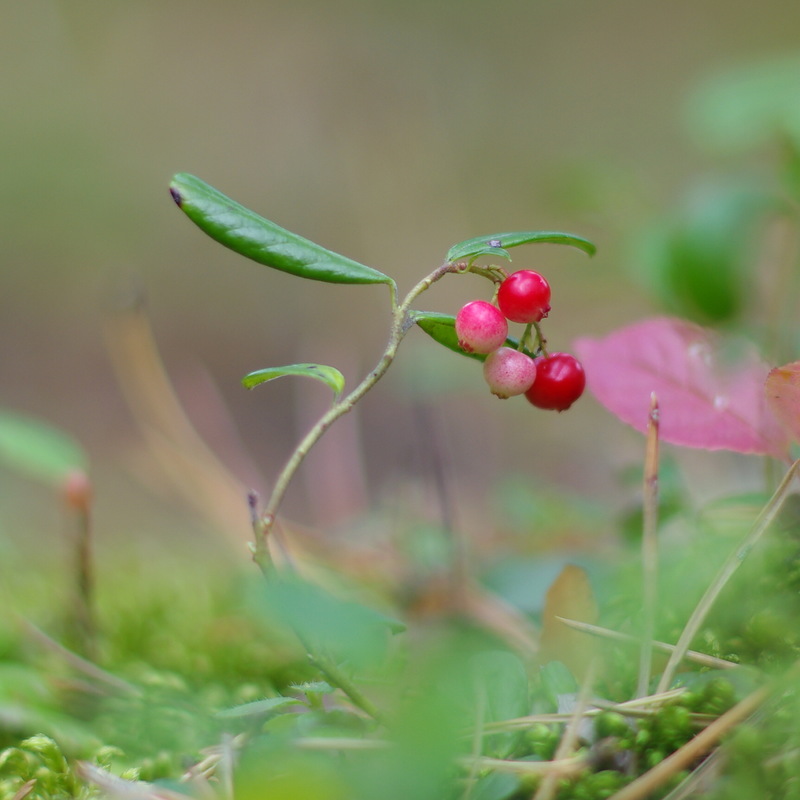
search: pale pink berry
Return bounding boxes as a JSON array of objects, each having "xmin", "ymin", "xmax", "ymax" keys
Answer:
[
  {"xmin": 455, "ymin": 300, "xmax": 508, "ymax": 354},
  {"xmin": 483, "ymin": 347, "xmax": 537, "ymax": 398}
]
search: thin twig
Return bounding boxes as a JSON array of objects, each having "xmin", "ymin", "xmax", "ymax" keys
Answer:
[
  {"xmin": 637, "ymin": 393, "xmax": 660, "ymax": 698},
  {"xmin": 253, "ymin": 261, "xmax": 456, "ymax": 560},
  {"xmin": 656, "ymin": 459, "xmax": 800, "ymax": 693}
]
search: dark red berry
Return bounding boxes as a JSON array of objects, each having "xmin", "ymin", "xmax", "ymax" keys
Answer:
[
  {"xmin": 455, "ymin": 300, "xmax": 508, "ymax": 354},
  {"xmin": 524, "ymin": 352, "xmax": 585, "ymax": 411},
  {"xmin": 497, "ymin": 270, "xmax": 551, "ymax": 324}
]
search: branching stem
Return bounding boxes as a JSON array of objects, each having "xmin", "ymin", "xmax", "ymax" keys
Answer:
[{"xmin": 252, "ymin": 261, "xmax": 457, "ymax": 566}]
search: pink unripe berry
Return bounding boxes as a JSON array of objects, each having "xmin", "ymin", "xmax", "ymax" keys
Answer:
[
  {"xmin": 497, "ymin": 270, "xmax": 551, "ymax": 323},
  {"xmin": 483, "ymin": 347, "xmax": 537, "ymax": 398},
  {"xmin": 455, "ymin": 300, "xmax": 508, "ymax": 354}
]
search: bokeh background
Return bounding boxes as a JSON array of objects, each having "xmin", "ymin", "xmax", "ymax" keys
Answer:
[{"xmin": 4, "ymin": 1, "xmax": 800, "ymax": 561}]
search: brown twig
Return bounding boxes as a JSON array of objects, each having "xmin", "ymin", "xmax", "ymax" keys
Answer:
[{"xmin": 637, "ymin": 393, "xmax": 660, "ymax": 697}]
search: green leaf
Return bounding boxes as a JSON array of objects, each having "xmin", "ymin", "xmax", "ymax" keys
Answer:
[
  {"xmin": 170, "ymin": 173, "xmax": 395, "ymax": 287},
  {"xmin": 470, "ymin": 651, "xmax": 529, "ymax": 758},
  {"xmin": 412, "ymin": 311, "xmax": 527, "ymax": 361},
  {"xmin": 288, "ymin": 681, "xmax": 335, "ymax": 695},
  {"xmin": 685, "ymin": 55, "xmax": 800, "ymax": 154},
  {"xmin": 633, "ymin": 178, "xmax": 778, "ymax": 324},
  {"xmin": 242, "ymin": 363, "xmax": 346, "ymax": 398},
  {"xmin": 0, "ymin": 411, "xmax": 87, "ymax": 486},
  {"xmin": 215, "ymin": 697, "xmax": 302, "ymax": 719},
  {"xmin": 259, "ymin": 574, "xmax": 398, "ymax": 671},
  {"xmin": 446, "ymin": 231, "xmax": 596, "ymax": 263}
]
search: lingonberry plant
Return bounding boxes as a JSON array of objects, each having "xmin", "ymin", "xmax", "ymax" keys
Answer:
[{"xmin": 168, "ymin": 172, "xmax": 595, "ymax": 557}]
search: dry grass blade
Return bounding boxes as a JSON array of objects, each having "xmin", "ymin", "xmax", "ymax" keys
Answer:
[
  {"xmin": 105, "ymin": 300, "xmax": 256, "ymax": 539},
  {"xmin": 10, "ymin": 780, "xmax": 36, "ymax": 800},
  {"xmin": 656, "ymin": 458, "xmax": 800, "ymax": 693},
  {"xmin": 608, "ymin": 660, "xmax": 800, "ymax": 800},
  {"xmin": 460, "ymin": 755, "xmax": 586, "ymax": 777},
  {"xmin": 556, "ymin": 617, "xmax": 739, "ymax": 670},
  {"xmin": 20, "ymin": 617, "xmax": 142, "ymax": 697},
  {"xmin": 76, "ymin": 762, "xmax": 200, "ymax": 800}
]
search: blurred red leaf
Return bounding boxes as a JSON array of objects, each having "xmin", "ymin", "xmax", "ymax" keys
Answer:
[
  {"xmin": 765, "ymin": 361, "xmax": 800, "ymax": 444},
  {"xmin": 574, "ymin": 317, "xmax": 789, "ymax": 459}
]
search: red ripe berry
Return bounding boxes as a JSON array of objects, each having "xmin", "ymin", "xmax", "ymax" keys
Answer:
[
  {"xmin": 455, "ymin": 300, "xmax": 508, "ymax": 354},
  {"xmin": 497, "ymin": 270, "xmax": 551, "ymax": 324},
  {"xmin": 483, "ymin": 347, "xmax": 537, "ymax": 398},
  {"xmin": 524, "ymin": 352, "xmax": 585, "ymax": 411}
]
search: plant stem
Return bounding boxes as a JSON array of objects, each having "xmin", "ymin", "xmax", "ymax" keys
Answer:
[
  {"xmin": 636, "ymin": 393, "xmax": 660, "ymax": 698},
  {"xmin": 252, "ymin": 261, "xmax": 457, "ymax": 562}
]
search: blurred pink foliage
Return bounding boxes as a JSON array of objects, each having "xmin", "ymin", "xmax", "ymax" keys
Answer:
[
  {"xmin": 574, "ymin": 317, "xmax": 789, "ymax": 459},
  {"xmin": 765, "ymin": 361, "xmax": 800, "ymax": 446}
]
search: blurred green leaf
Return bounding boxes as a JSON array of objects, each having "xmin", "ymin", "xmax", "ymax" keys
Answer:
[
  {"xmin": 260, "ymin": 574, "xmax": 403, "ymax": 672},
  {"xmin": 470, "ymin": 772, "xmax": 522, "ymax": 800},
  {"xmin": 633, "ymin": 178, "xmax": 779, "ymax": 324},
  {"xmin": 470, "ymin": 651, "xmax": 529, "ymax": 758},
  {"xmin": 0, "ymin": 411, "xmax": 86, "ymax": 486},
  {"xmin": 540, "ymin": 661, "xmax": 578, "ymax": 707},
  {"xmin": 412, "ymin": 311, "xmax": 527, "ymax": 361},
  {"xmin": 447, "ymin": 231, "xmax": 596, "ymax": 263},
  {"xmin": 170, "ymin": 173, "xmax": 395, "ymax": 287},
  {"xmin": 686, "ymin": 55, "xmax": 800, "ymax": 154},
  {"xmin": 242, "ymin": 363, "xmax": 345, "ymax": 398},
  {"xmin": 215, "ymin": 697, "xmax": 301, "ymax": 719}
]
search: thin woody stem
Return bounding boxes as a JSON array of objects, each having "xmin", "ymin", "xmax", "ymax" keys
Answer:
[
  {"xmin": 636, "ymin": 393, "xmax": 660, "ymax": 698},
  {"xmin": 252, "ymin": 261, "xmax": 457, "ymax": 565}
]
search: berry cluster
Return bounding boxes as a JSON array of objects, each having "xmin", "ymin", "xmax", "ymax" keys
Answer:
[{"xmin": 455, "ymin": 269, "xmax": 585, "ymax": 411}]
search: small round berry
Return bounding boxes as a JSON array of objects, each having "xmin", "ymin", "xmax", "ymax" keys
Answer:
[
  {"xmin": 524, "ymin": 352, "xmax": 585, "ymax": 411},
  {"xmin": 497, "ymin": 270, "xmax": 551, "ymax": 323},
  {"xmin": 483, "ymin": 347, "xmax": 537, "ymax": 398},
  {"xmin": 455, "ymin": 300, "xmax": 508, "ymax": 354}
]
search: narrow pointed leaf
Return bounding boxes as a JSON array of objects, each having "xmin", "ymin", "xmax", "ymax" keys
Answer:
[
  {"xmin": 446, "ymin": 231, "xmax": 596, "ymax": 263},
  {"xmin": 170, "ymin": 173, "xmax": 394, "ymax": 286},
  {"xmin": 0, "ymin": 411, "xmax": 87, "ymax": 485},
  {"xmin": 242, "ymin": 363, "xmax": 345, "ymax": 397},
  {"xmin": 412, "ymin": 311, "xmax": 527, "ymax": 361},
  {"xmin": 765, "ymin": 361, "xmax": 800, "ymax": 444},
  {"xmin": 574, "ymin": 317, "xmax": 789, "ymax": 458}
]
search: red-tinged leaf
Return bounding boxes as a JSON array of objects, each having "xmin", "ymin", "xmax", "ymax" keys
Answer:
[
  {"xmin": 765, "ymin": 361, "xmax": 800, "ymax": 444},
  {"xmin": 574, "ymin": 317, "xmax": 789, "ymax": 459}
]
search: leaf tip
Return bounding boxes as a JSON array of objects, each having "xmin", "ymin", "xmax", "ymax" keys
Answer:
[{"xmin": 169, "ymin": 185, "xmax": 183, "ymax": 208}]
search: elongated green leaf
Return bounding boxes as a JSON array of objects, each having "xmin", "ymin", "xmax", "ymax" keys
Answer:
[
  {"xmin": 215, "ymin": 697, "xmax": 301, "ymax": 719},
  {"xmin": 412, "ymin": 311, "xmax": 526, "ymax": 361},
  {"xmin": 170, "ymin": 173, "xmax": 394, "ymax": 287},
  {"xmin": 446, "ymin": 231, "xmax": 596, "ymax": 263},
  {"xmin": 0, "ymin": 411, "xmax": 87, "ymax": 486},
  {"xmin": 242, "ymin": 363, "xmax": 345, "ymax": 397}
]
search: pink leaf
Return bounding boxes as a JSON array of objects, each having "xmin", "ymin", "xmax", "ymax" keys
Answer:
[
  {"xmin": 573, "ymin": 317, "xmax": 789, "ymax": 459},
  {"xmin": 765, "ymin": 361, "xmax": 800, "ymax": 444}
]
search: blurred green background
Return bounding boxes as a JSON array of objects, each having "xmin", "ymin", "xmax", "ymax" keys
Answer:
[{"xmin": 3, "ymin": 1, "xmax": 800, "ymax": 554}]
